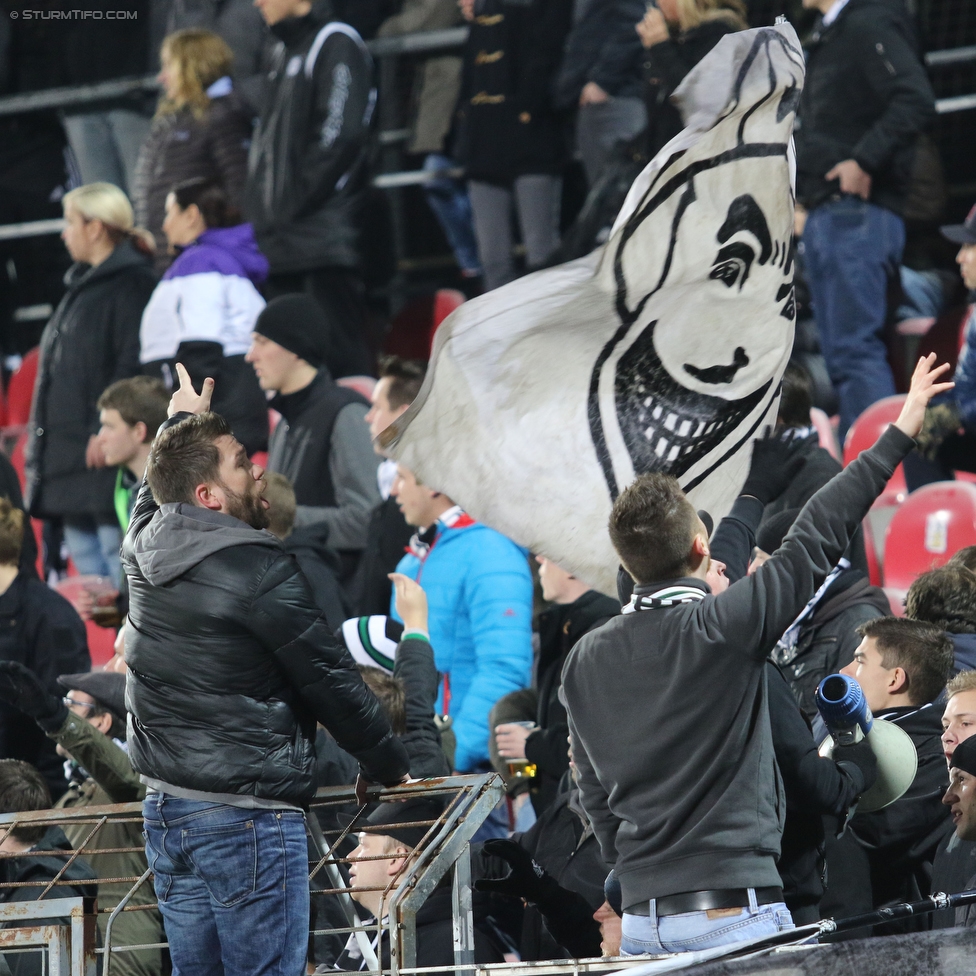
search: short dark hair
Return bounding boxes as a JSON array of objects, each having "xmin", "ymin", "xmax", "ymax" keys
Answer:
[
  {"xmin": 906, "ymin": 565, "xmax": 976, "ymax": 634},
  {"xmin": 378, "ymin": 356, "xmax": 427, "ymax": 410},
  {"xmin": 948, "ymin": 546, "xmax": 976, "ymax": 575},
  {"xmin": 359, "ymin": 666, "xmax": 407, "ymax": 736},
  {"xmin": 608, "ymin": 473, "xmax": 699, "ymax": 584},
  {"xmin": 170, "ymin": 177, "xmax": 241, "ymax": 229},
  {"xmin": 0, "ymin": 759, "xmax": 51, "ymax": 844},
  {"xmin": 98, "ymin": 376, "xmax": 170, "ymax": 441},
  {"xmin": 146, "ymin": 412, "xmax": 232, "ymax": 505},
  {"xmin": 263, "ymin": 472, "xmax": 296, "ymax": 539},
  {"xmin": 777, "ymin": 365, "xmax": 813, "ymax": 429},
  {"xmin": 0, "ymin": 498, "xmax": 23, "ymax": 567},
  {"xmin": 857, "ymin": 616, "xmax": 955, "ymax": 707}
]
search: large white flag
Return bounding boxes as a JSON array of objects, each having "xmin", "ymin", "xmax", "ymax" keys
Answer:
[{"xmin": 384, "ymin": 23, "xmax": 805, "ymax": 595}]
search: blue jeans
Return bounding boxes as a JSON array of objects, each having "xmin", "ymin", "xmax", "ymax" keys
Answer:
[
  {"xmin": 620, "ymin": 892, "xmax": 794, "ymax": 955},
  {"xmin": 422, "ymin": 154, "xmax": 482, "ymax": 275},
  {"xmin": 62, "ymin": 517, "xmax": 122, "ymax": 587},
  {"xmin": 143, "ymin": 794, "xmax": 309, "ymax": 976},
  {"xmin": 802, "ymin": 198, "xmax": 905, "ymax": 442}
]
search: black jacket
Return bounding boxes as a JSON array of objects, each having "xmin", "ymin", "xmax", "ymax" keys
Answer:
[
  {"xmin": 930, "ymin": 833, "xmax": 976, "ymax": 929},
  {"xmin": 850, "ymin": 703, "xmax": 952, "ymax": 903},
  {"xmin": 131, "ymin": 91, "xmax": 254, "ymax": 270},
  {"xmin": 795, "ymin": 0, "xmax": 936, "ymax": 215},
  {"xmin": 455, "ymin": 0, "xmax": 571, "ymax": 182},
  {"xmin": 640, "ymin": 18, "xmax": 741, "ymax": 160},
  {"xmin": 553, "ymin": 0, "xmax": 645, "ymax": 109},
  {"xmin": 282, "ymin": 521, "xmax": 349, "ymax": 629},
  {"xmin": 351, "ymin": 495, "xmax": 414, "ymax": 616},
  {"xmin": 25, "ymin": 241, "xmax": 156, "ymax": 519},
  {"xmin": 334, "ymin": 886, "xmax": 506, "ymax": 972},
  {"xmin": 0, "ymin": 573, "xmax": 90, "ymax": 800},
  {"xmin": 776, "ymin": 570, "xmax": 891, "ymax": 724},
  {"xmin": 245, "ymin": 0, "xmax": 374, "ymax": 273},
  {"xmin": 513, "ymin": 786, "xmax": 610, "ymax": 961},
  {"xmin": 525, "ymin": 591, "xmax": 618, "ymax": 816},
  {"xmin": 122, "ymin": 416, "xmax": 409, "ymax": 805},
  {"xmin": 563, "ymin": 425, "xmax": 914, "ymax": 911}
]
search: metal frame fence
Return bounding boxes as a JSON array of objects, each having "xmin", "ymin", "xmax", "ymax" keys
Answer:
[{"xmin": 0, "ymin": 773, "xmax": 530, "ymax": 976}]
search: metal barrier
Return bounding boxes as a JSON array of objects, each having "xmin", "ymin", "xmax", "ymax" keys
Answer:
[{"xmin": 0, "ymin": 774, "xmax": 535, "ymax": 976}]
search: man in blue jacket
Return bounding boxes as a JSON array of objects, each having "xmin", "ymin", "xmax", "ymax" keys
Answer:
[{"xmin": 389, "ymin": 464, "xmax": 533, "ymax": 773}]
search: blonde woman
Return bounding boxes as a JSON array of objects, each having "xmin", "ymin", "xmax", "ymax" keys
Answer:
[
  {"xmin": 636, "ymin": 0, "xmax": 747, "ymax": 158},
  {"xmin": 25, "ymin": 183, "xmax": 156, "ymax": 585},
  {"xmin": 131, "ymin": 29, "xmax": 253, "ymax": 269}
]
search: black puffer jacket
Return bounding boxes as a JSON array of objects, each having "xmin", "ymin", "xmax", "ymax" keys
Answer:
[
  {"xmin": 25, "ymin": 240, "xmax": 156, "ymax": 519},
  {"xmin": 795, "ymin": 0, "xmax": 935, "ymax": 215},
  {"xmin": 122, "ymin": 417, "xmax": 409, "ymax": 805},
  {"xmin": 455, "ymin": 0, "xmax": 571, "ymax": 182},
  {"xmin": 245, "ymin": 0, "xmax": 374, "ymax": 273},
  {"xmin": 131, "ymin": 90, "xmax": 254, "ymax": 270}
]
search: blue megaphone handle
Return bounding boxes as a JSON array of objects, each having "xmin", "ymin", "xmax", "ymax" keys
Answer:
[{"xmin": 816, "ymin": 673, "xmax": 874, "ymax": 738}]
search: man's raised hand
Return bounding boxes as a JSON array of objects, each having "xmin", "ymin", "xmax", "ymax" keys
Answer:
[
  {"xmin": 168, "ymin": 363, "xmax": 214, "ymax": 418},
  {"xmin": 894, "ymin": 353, "xmax": 954, "ymax": 440}
]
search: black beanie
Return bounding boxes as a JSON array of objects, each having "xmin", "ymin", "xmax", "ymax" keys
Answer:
[
  {"xmin": 756, "ymin": 508, "xmax": 801, "ymax": 556},
  {"xmin": 950, "ymin": 735, "xmax": 976, "ymax": 778},
  {"xmin": 253, "ymin": 294, "xmax": 329, "ymax": 368}
]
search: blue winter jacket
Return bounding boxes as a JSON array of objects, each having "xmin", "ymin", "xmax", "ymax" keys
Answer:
[{"xmin": 391, "ymin": 514, "xmax": 533, "ymax": 772}]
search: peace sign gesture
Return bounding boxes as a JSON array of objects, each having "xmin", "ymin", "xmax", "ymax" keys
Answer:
[{"xmin": 167, "ymin": 362, "xmax": 215, "ymax": 418}]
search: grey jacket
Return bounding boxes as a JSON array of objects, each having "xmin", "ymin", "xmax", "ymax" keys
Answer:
[{"xmin": 562, "ymin": 425, "xmax": 915, "ymax": 912}]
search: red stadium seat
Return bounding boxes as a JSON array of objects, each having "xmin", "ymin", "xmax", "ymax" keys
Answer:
[
  {"xmin": 384, "ymin": 289, "xmax": 465, "ymax": 361},
  {"xmin": 862, "ymin": 516, "xmax": 883, "ymax": 587},
  {"xmin": 5, "ymin": 347, "xmax": 39, "ymax": 431},
  {"xmin": 843, "ymin": 395, "xmax": 908, "ymax": 508},
  {"xmin": 883, "ymin": 481, "xmax": 976, "ymax": 599}
]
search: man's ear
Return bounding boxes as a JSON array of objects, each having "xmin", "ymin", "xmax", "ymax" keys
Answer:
[
  {"xmin": 133, "ymin": 421, "xmax": 149, "ymax": 445},
  {"xmin": 386, "ymin": 848, "xmax": 411, "ymax": 877},
  {"xmin": 193, "ymin": 482, "xmax": 224, "ymax": 512},
  {"xmin": 92, "ymin": 711, "xmax": 114, "ymax": 736},
  {"xmin": 889, "ymin": 666, "xmax": 909, "ymax": 697},
  {"xmin": 687, "ymin": 533, "xmax": 709, "ymax": 573}
]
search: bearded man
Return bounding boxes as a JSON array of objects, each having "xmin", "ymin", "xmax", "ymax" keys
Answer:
[{"xmin": 121, "ymin": 364, "xmax": 409, "ymax": 976}]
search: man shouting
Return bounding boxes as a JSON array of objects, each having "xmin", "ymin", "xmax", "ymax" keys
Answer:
[{"xmin": 122, "ymin": 364, "xmax": 409, "ymax": 976}]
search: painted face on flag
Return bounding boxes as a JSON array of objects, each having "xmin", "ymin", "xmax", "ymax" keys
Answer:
[
  {"xmin": 590, "ymin": 29, "xmax": 803, "ymax": 503},
  {"xmin": 385, "ymin": 24, "xmax": 805, "ymax": 595}
]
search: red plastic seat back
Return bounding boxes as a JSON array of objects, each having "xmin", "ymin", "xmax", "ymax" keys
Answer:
[
  {"xmin": 843, "ymin": 395, "xmax": 908, "ymax": 508},
  {"xmin": 6, "ymin": 348, "xmax": 39, "ymax": 429},
  {"xmin": 883, "ymin": 481, "xmax": 976, "ymax": 593},
  {"xmin": 384, "ymin": 289, "xmax": 465, "ymax": 362}
]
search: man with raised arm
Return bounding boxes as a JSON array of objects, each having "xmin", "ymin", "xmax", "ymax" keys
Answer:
[
  {"xmin": 122, "ymin": 364, "xmax": 409, "ymax": 976},
  {"xmin": 562, "ymin": 355, "xmax": 953, "ymax": 956}
]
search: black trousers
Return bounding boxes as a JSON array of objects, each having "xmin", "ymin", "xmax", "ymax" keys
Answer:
[{"xmin": 265, "ymin": 267, "xmax": 375, "ymax": 379}]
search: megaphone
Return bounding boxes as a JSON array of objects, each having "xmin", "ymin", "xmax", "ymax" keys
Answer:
[{"xmin": 816, "ymin": 673, "xmax": 918, "ymax": 813}]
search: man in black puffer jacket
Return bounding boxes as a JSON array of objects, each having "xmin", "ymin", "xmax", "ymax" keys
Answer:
[
  {"xmin": 122, "ymin": 365, "xmax": 409, "ymax": 976},
  {"xmin": 246, "ymin": 0, "xmax": 376, "ymax": 378}
]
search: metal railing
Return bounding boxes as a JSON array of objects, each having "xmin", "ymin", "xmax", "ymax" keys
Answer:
[{"xmin": 0, "ymin": 774, "xmax": 517, "ymax": 976}]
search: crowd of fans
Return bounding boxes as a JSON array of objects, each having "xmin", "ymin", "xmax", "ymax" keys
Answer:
[{"xmin": 0, "ymin": 0, "xmax": 973, "ymax": 972}]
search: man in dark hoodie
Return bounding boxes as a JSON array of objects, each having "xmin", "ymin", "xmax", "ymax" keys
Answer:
[
  {"xmin": 561, "ymin": 355, "xmax": 951, "ymax": 955},
  {"xmin": 795, "ymin": 0, "xmax": 935, "ymax": 441},
  {"xmin": 751, "ymin": 507, "xmax": 890, "ymax": 723},
  {"xmin": 246, "ymin": 0, "xmax": 376, "ymax": 379},
  {"xmin": 822, "ymin": 617, "xmax": 954, "ymax": 934},
  {"xmin": 122, "ymin": 364, "xmax": 410, "ymax": 976},
  {"xmin": 906, "ymin": 565, "xmax": 976, "ymax": 676}
]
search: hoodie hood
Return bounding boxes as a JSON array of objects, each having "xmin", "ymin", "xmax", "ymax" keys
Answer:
[
  {"xmin": 64, "ymin": 238, "xmax": 152, "ymax": 290},
  {"xmin": 131, "ymin": 503, "xmax": 280, "ymax": 585},
  {"xmin": 952, "ymin": 632, "xmax": 976, "ymax": 675},
  {"xmin": 164, "ymin": 223, "xmax": 269, "ymax": 286}
]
